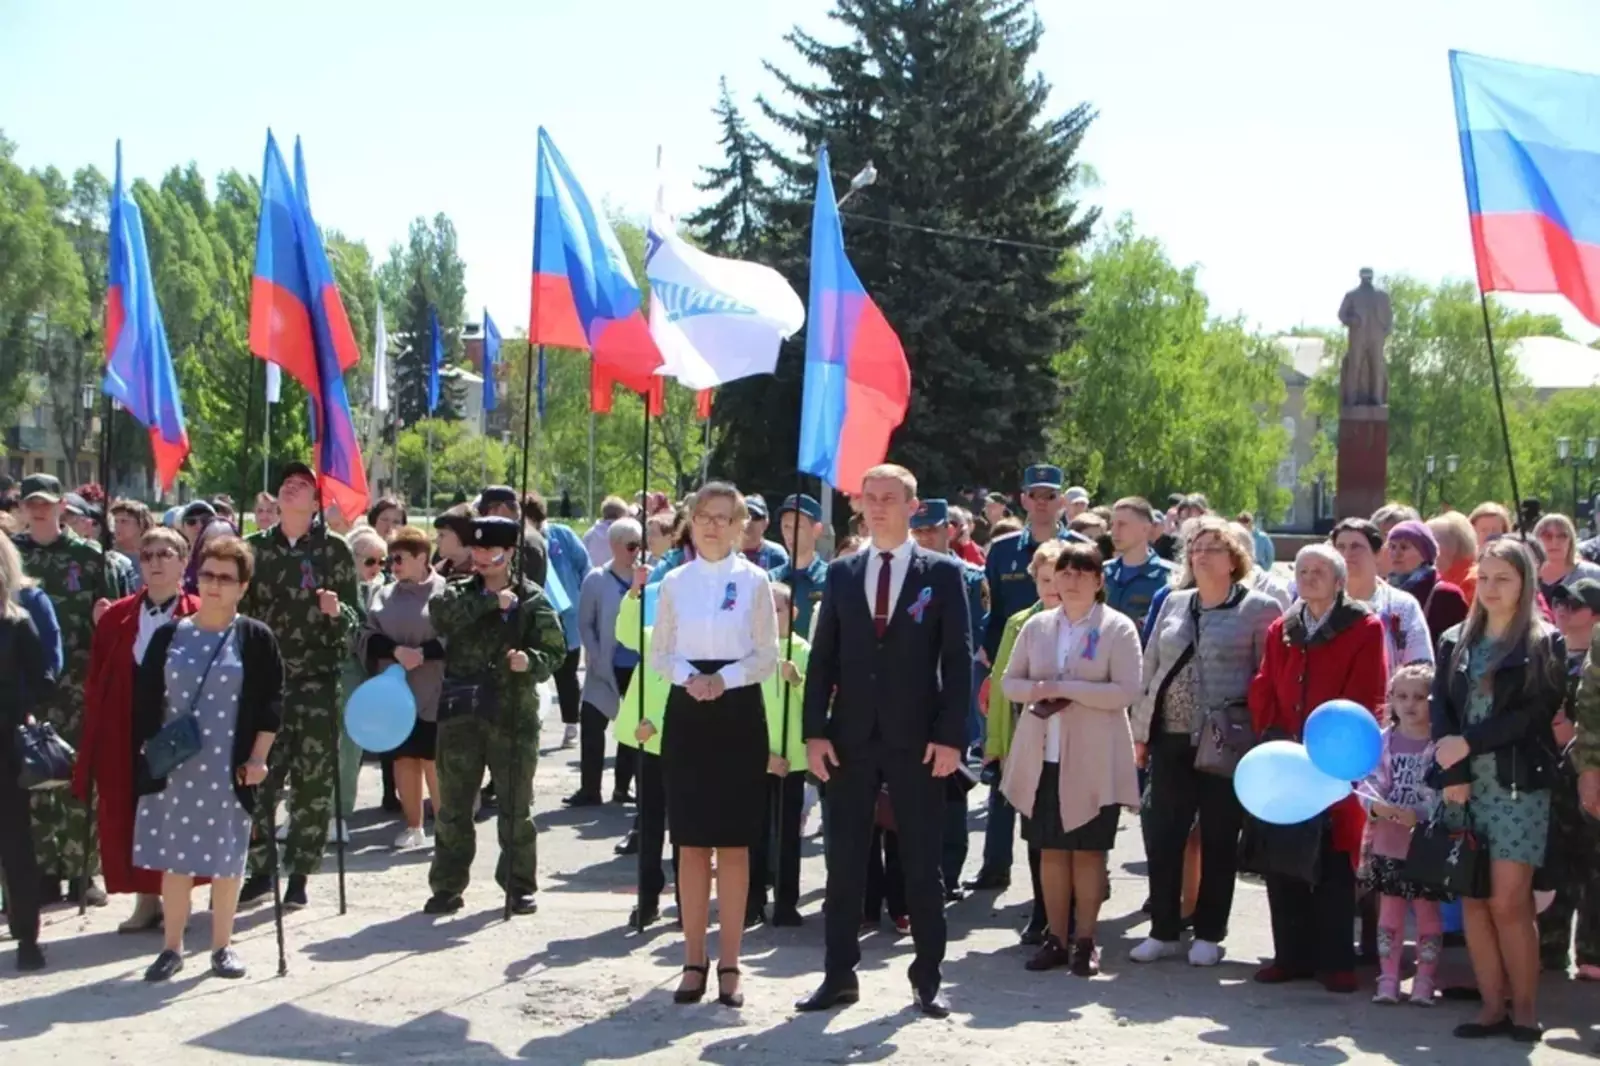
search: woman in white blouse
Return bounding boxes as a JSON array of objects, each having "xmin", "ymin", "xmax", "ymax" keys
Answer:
[
  {"xmin": 650, "ymin": 482, "xmax": 778, "ymax": 1009},
  {"xmin": 1000, "ymin": 542, "xmax": 1142, "ymax": 977}
]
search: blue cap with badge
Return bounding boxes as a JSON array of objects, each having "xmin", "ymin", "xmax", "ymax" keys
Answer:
[
  {"xmin": 1022, "ymin": 464, "xmax": 1063, "ymax": 490},
  {"xmin": 778, "ymin": 493, "xmax": 822, "ymax": 521},
  {"xmin": 911, "ymin": 498, "xmax": 949, "ymax": 529}
]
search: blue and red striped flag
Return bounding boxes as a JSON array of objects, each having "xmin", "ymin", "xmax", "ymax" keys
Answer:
[
  {"xmin": 248, "ymin": 132, "xmax": 369, "ymax": 518},
  {"xmin": 1451, "ymin": 51, "xmax": 1600, "ymax": 326},
  {"xmin": 529, "ymin": 128, "xmax": 663, "ymax": 406},
  {"xmin": 796, "ymin": 146, "xmax": 910, "ymax": 494},
  {"xmin": 104, "ymin": 141, "xmax": 189, "ymax": 492}
]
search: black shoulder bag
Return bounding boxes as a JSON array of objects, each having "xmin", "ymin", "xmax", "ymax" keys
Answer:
[{"xmin": 141, "ymin": 623, "xmax": 234, "ymax": 780}]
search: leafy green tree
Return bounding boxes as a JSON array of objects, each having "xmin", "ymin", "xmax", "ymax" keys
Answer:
[
  {"xmin": 1053, "ymin": 215, "xmax": 1289, "ymax": 515},
  {"xmin": 714, "ymin": 0, "xmax": 1097, "ymax": 500}
]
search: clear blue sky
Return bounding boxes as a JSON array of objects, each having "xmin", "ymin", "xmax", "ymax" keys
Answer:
[{"xmin": 4, "ymin": 0, "xmax": 1598, "ymax": 341}]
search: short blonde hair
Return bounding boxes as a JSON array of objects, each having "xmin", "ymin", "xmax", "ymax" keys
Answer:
[
  {"xmin": 860, "ymin": 463, "xmax": 917, "ymax": 500},
  {"xmin": 347, "ymin": 526, "xmax": 387, "ymax": 563},
  {"xmin": 141, "ymin": 526, "xmax": 188, "ymax": 558},
  {"xmin": 1027, "ymin": 539, "xmax": 1068, "ymax": 576},
  {"xmin": 1427, "ymin": 511, "xmax": 1477, "ymax": 569},
  {"xmin": 1468, "ymin": 501, "xmax": 1513, "ymax": 538},
  {"xmin": 0, "ymin": 535, "xmax": 33, "ymax": 617},
  {"xmin": 1534, "ymin": 512, "xmax": 1580, "ymax": 568},
  {"xmin": 1175, "ymin": 515, "xmax": 1253, "ymax": 587},
  {"xmin": 688, "ymin": 482, "xmax": 749, "ymax": 523}
]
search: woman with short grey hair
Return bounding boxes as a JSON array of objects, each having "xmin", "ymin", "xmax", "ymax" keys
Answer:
[{"xmin": 571, "ymin": 517, "xmax": 645, "ymax": 806}]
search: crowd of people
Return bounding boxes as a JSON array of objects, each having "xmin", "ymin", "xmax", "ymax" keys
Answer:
[{"xmin": 1, "ymin": 461, "xmax": 1598, "ymax": 1044}]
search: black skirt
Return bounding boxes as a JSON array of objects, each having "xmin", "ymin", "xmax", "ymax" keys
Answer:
[
  {"xmin": 392, "ymin": 716, "xmax": 438, "ymax": 760},
  {"xmin": 661, "ymin": 659, "xmax": 768, "ymax": 848},
  {"xmin": 1023, "ymin": 769, "xmax": 1120, "ymax": 851}
]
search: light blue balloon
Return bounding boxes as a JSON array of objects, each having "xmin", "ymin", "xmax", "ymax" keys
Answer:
[
  {"xmin": 1233, "ymin": 740, "xmax": 1351, "ymax": 825},
  {"xmin": 1304, "ymin": 699, "xmax": 1383, "ymax": 781},
  {"xmin": 344, "ymin": 664, "xmax": 417, "ymax": 754}
]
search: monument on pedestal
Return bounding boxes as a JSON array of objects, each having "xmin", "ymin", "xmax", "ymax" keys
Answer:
[{"xmin": 1335, "ymin": 267, "xmax": 1393, "ymax": 520}]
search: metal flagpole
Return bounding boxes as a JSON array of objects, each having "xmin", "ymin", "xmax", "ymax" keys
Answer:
[
  {"xmin": 243, "ymin": 358, "xmax": 260, "ymax": 504},
  {"xmin": 79, "ymin": 387, "xmax": 114, "ymax": 914},
  {"xmin": 1476, "ymin": 292, "xmax": 1524, "ymax": 531},
  {"xmin": 263, "ymin": 402, "xmax": 271, "ymax": 494},
  {"xmin": 700, "ymin": 407, "xmax": 712, "ymax": 487},
  {"xmin": 425, "ymin": 422, "xmax": 434, "ymax": 517},
  {"xmin": 315, "ymin": 480, "xmax": 349, "ymax": 915},
  {"xmin": 588, "ymin": 410, "xmax": 596, "ymax": 520},
  {"xmin": 633, "ymin": 404, "xmax": 652, "ymax": 930},
  {"xmin": 505, "ymin": 345, "xmax": 541, "ymax": 922}
]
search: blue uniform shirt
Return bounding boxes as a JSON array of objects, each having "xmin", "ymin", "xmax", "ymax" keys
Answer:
[
  {"xmin": 741, "ymin": 539, "xmax": 789, "ymax": 572},
  {"xmin": 982, "ymin": 527, "xmax": 1083, "ymax": 658},
  {"xmin": 1104, "ymin": 551, "xmax": 1175, "ymax": 632},
  {"xmin": 960, "ymin": 559, "xmax": 991, "ymax": 658},
  {"xmin": 544, "ymin": 522, "xmax": 590, "ymax": 652},
  {"xmin": 647, "ymin": 547, "xmax": 689, "ymax": 586},
  {"xmin": 769, "ymin": 554, "xmax": 830, "ymax": 637}
]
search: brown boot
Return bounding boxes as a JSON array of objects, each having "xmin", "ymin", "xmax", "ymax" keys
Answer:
[
  {"xmin": 118, "ymin": 894, "xmax": 162, "ymax": 933},
  {"xmin": 1025, "ymin": 934, "xmax": 1072, "ymax": 972},
  {"xmin": 1070, "ymin": 938, "xmax": 1100, "ymax": 977}
]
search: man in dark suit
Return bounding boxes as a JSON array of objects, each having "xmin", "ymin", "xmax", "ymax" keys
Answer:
[{"xmin": 794, "ymin": 464, "xmax": 973, "ymax": 1018}]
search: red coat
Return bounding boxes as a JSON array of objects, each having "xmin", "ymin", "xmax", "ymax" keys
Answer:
[
  {"xmin": 74, "ymin": 592, "xmax": 203, "ymax": 894},
  {"xmin": 1247, "ymin": 597, "xmax": 1388, "ymax": 866}
]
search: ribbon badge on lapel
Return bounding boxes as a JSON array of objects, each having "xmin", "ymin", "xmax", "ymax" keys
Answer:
[
  {"xmin": 300, "ymin": 560, "xmax": 316, "ymax": 590},
  {"xmin": 720, "ymin": 581, "xmax": 738, "ymax": 612},
  {"xmin": 1084, "ymin": 628, "xmax": 1101, "ymax": 661},
  {"xmin": 907, "ymin": 586, "xmax": 933, "ymax": 624},
  {"xmin": 66, "ymin": 562, "xmax": 81, "ymax": 593}
]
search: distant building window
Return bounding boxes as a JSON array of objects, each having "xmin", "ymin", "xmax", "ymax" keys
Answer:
[
  {"xmin": 7, "ymin": 457, "xmax": 21, "ymax": 481},
  {"xmin": 31, "ymin": 458, "xmax": 43, "ymax": 473},
  {"xmin": 77, "ymin": 462, "xmax": 91, "ymax": 485},
  {"xmin": 55, "ymin": 460, "xmax": 66, "ymax": 482}
]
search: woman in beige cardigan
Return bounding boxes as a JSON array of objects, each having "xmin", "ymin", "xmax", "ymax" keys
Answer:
[{"xmin": 1001, "ymin": 542, "xmax": 1143, "ymax": 976}]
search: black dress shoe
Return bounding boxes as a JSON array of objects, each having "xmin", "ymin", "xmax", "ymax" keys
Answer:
[
  {"xmin": 238, "ymin": 872, "xmax": 272, "ymax": 905},
  {"xmin": 283, "ymin": 874, "xmax": 308, "ymax": 910},
  {"xmin": 562, "ymin": 790, "xmax": 603, "ymax": 808},
  {"xmin": 381, "ymin": 792, "xmax": 403, "ymax": 813},
  {"xmin": 144, "ymin": 949, "xmax": 184, "ymax": 982},
  {"xmin": 423, "ymin": 892, "xmax": 464, "ymax": 915},
  {"xmin": 1019, "ymin": 920, "xmax": 1049, "ymax": 947},
  {"xmin": 963, "ymin": 867, "xmax": 1011, "ymax": 891},
  {"xmin": 614, "ymin": 830, "xmax": 639, "ymax": 856},
  {"xmin": 15, "ymin": 942, "xmax": 44, "ymax": 972},
  {"xmin": 794, "ymin": 977, "xmax": 860, "ymax": 1012},
  {"xmin": 943, "ymin": 886, "xmax": 969, "ymax": 903},
  {"xmin": 1509, "ymin": 1024, "xmax": 1543, "ymax": 1044},
  {"xmin": 771, "ymin": 905, "xmax": 804, "ymax": 927},
  {"xmin": 1452, "ymin": 1018, "xmax": 1513, "ymax": 1039},
  {"xmin": 611, "ymin": 789, "xmax": 634, "ymax": 805},
  {"xmin": 509, "ymin": 893, "xmax": 538, "ymax": 915},
  {"xmin": 912, "ymin": 984, "xmax": 951, "ymax": 1018},
  {"xmin": 744, "ymin": 906, "xmax": 766, "ymax": 929},
  {"xmin": 629, "ymin": 901, "xmax": 660, "ymax": 929}
]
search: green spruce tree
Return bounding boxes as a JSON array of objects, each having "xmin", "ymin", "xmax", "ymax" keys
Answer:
[
  {"xmin": 683, "ymin": 78, "xmax": 773, "ymax": 259},
  {"xmin": 382, "ymin": 214, "xmax": 467, "ymax": 427}
]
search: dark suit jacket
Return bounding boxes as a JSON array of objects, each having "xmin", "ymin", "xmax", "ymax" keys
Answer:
[{"xmin": 802, "ymin": 544, "xmax": 973, "ymax": 752}]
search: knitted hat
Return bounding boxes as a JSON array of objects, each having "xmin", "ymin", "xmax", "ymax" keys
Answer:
[{"xmin": 1387, "ymin": 519, "xmax": 1438, "ymax": 565}]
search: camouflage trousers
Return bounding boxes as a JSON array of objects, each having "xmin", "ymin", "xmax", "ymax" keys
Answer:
[
  {"xmin": 248, "ymin": 675, "xmax": 339, "ymax": 878},
  {"xmin": 1538, "ymin": 768, "xmax": 1600, "ymax": 968},
  {"xmin": 32, "ymin": 680, "xmax": 97, "ymax": 880},
  {"xmin": 429, "ymin": 714, "xmax": 540, "ymax": 898}
]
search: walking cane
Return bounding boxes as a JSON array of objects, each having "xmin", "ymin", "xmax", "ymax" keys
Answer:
[{"xmin": 264, "ymin": 801, "xmax": 288, "ymax": 976}]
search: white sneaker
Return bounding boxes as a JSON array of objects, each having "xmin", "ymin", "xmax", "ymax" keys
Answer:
[
  {"xmin": 327, "ymin": 818, "xmax": 350, "ymax": 845},
  {"xmin": 1129, "ymin": 937, "xmax": 1183, "ymax": 963},
  {"xmin": 561, "ymin": 724, "xmax": 578, "ymax": 749},
  {"xmin": 393, "ymin": 827, "xmax": 428, "ymax": 850},
  {"xmin": 1188, "ymin": 939, "xmax": 1224, "ymax": 967}
]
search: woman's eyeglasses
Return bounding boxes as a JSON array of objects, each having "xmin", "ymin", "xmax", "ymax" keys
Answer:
[
  {"xmin": 692, "ymin": 513, "xmax": 734, "ymax": 529},
  {"xmin": 624, "ymin": 542, "xmax": 641, "ymax": 552},
  {"xmin": 197, "ymin": 570, "xmax": 240, "ymax": 587},
  {"xmin": 139, "ymin": 549, "xmax": 180, "ymax": 562},
  {"xmin": 361, "ymin": 556, "xmax": 383, "ymax": 568}
]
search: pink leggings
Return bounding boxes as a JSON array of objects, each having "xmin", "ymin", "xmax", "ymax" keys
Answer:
[{"xmin": 1378, "ymin": 894, "xmax": 1444, "ymax": 980}]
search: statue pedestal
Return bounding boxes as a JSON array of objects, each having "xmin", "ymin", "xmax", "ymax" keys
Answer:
[{"xmin": 1336, "ymin": 405, "xmax": 1388, "ymax": 521}]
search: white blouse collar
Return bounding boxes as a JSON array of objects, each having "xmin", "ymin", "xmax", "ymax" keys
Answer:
[{"xmin": 691, "ymin": 551, "xmax": 739, "ymax": 576}]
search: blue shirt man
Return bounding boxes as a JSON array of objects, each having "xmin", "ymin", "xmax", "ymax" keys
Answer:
[
  {"xmin": 739, "ymin": 495, "xmax": 790, "ymax": 572},
  {"xmin": 982, "ymin": 464, "xmax": 1087, "ymax": 660},
  {"xmin": 542, "ymin": 520, "xmax": 591, "ymax": 653},
  {"xmin": 1103, "ymin": 496, "xmax": 1174, "ymax": 632},
  {"xmin": 769, "ymin": 493, "xmax": 830, "ymax": 638}
]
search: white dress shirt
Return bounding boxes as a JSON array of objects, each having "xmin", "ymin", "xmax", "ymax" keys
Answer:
[
  {"xmin": 862, "ymin": 536, "xmax": 916, "ymax": 618},
  {"xmin": 1046, "ymin": 611, "xmax": 1094, "ymax": 763},
  {"xmin": 134, "ymin": 593, "xmax": 181, "ymax": 665},
  {"xmin": 651, "ymin": 552, "xmax": 779, "ymax": 690}
]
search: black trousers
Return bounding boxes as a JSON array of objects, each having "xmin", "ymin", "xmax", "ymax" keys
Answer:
[
  {"xmin": 635, "ymin": 751, "xmax": 678, "ymax": 907},
  {"xmin": 750, "ymin": 773, "xmax": 804, "ymax": 913},
  {"xmin": 822, "ymin": 740, "xmax": 946, "ymax": 991},
  {"xmin": 864, "ymin": 826, "xmax": 907, "ymax": 920},
  {"xmin": 0, "ymin": 759, "xmax": 41, "ymax": 945},
  {"xmin": 1142, "ymin": 730, "xmax": 1245, "ymax": 943},
  {"xmin": 580, "ymin": 666, "xmax": 638, "ymax": 798},
  {"xmin": 1264, "ymin": 833, "xmax": 1356, "ymax": 974},
  {"xmin": 554, "ymin": 648, "xmax": 582, "ymax": 726}
]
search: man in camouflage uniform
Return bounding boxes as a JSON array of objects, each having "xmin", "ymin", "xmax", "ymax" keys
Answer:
[
  {"xmin": 1545, "ymin": 586, "xmax": 1600, "ymax": 971},
  {"xmin": 13, "ymin": 474, "xmax": 125, "ymax": 905},
  {"xmin": 425, "ymin": 515, "xmax": 564, "ymax": 916},
  {"xmin": 238, "ymin": 462, "xmax": 360, "ymax": 910}
]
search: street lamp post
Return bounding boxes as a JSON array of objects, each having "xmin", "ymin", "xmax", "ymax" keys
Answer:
[
  {"xmin": 818, "ymin": 160, "xmax": 878, "ymax": 557},
  {"xmin": 1442, "ymin": 454, "xmax": 1460, "ymax": 510},
  {"xmin": 1421, "ymin": 454, "xmax": 1436, "ymax": 514}
]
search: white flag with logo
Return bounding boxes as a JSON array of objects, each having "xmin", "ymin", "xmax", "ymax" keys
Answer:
[
  {"xmin": 265, "ymin": 361, "xmax": 281, "ymax": 404},
  {"xmin": 372, "ymin": 297, "xmax": 390, "ymax": 413},
  {"xmin": 645, "ymin": 174, "xmax": 803, "ymax": 389}
]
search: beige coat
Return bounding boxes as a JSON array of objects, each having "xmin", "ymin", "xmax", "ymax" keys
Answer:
[{"xmin": 1000, "ymin": 602, "xmax": 1142, "ymax": 835}]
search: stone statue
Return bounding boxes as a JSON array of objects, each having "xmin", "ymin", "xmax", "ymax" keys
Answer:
[{"xmin": 1337, "ymin": 267, "xmax": 1393, "ymax": 407}]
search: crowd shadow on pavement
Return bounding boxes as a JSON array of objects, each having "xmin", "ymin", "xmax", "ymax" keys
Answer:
[
  {"xmin": 190, "ymin": 1000, "xmax": 516, "ymax": 1064},
  {"xmin": 298, "ymin": 906, "xmax": 503, "ymax": 964},
  {"xmin": 0, "ymin": 965, "xmax": 207, "ymax": 1042}
]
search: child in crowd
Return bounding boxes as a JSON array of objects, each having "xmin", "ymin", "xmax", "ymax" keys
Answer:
[{"xmin": 1359, "ymin": 662, "xmax": 1448, "ymax": 1005}]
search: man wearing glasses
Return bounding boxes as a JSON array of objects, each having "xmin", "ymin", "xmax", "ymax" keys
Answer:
[{"xmin": 236, "ymin": 462, "xmax": 360, "ymax": 911}]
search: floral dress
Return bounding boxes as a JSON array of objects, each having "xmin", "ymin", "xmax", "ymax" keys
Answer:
[{"xmin": 1454, "ymin": 636, "xmax": 1551, "ymax": 865}]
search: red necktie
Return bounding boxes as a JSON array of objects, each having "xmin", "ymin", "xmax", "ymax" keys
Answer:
[{"xmin": 874, "ymin": 551, "xmax": 894, "ymax": 637}]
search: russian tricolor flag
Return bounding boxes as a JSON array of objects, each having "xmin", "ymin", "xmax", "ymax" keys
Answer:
[
  {"xmin": 248, "ymin": 132, "xmax": 370, "ymax": 519},
  {"xmin": 1452, "ymin": 51, "xmax": 1600, "ymax": 327},
  {"xmin": 529, "ymin": 128, "xmax": 663, "ymax": 402},
  {"xmin": 796, "ymin": 146, "xmax": 909, "ymax": 495},
  {"xmin": 104, "ymin": 141, "xmax": 189, "ymax": 493}
]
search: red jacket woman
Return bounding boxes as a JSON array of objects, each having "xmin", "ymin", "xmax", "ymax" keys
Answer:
[
  {"xmin": 1247, "ymin": 545, "xmax": 1388, "ymax": 993},
  {"xmin": 74, "ymin": 587, "xmax": 202, "ymax": 904}
]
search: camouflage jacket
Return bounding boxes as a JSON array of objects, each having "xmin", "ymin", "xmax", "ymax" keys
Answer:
[
  {"xmin": 430, "ymin": 574, "xmax": 565, "ymax": 719},
  {"xmin": 13, "ymin": 529, "xmax": 123, "ymax": 670},
  {"xmin": 240, "ymin": 523, "xmax": 361, "ymax": 679},
  {"xmin": 1572, "ymin": 640, "xmax": 1600, "ymax": 774}
]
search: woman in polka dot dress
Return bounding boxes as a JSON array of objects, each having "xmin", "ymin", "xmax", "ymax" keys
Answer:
[{"xmin": 131, "ymin": 536, "xmax": 283, "ymax": 982}]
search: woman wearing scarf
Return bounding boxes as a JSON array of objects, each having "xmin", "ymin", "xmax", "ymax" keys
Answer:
[
  {"xmin": 1386, "ymin": 520, "xmax": 1469, "ymax": 647},
  {"xmin": 74, "ymin": 526, "xmax": 202, "ymax": 933}
]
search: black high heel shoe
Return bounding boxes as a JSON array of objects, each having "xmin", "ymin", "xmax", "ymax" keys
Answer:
[
  {"xmin": 717, "ymin": 966, "xmax": 744, "ymax": 1008},
  {"xmin": 674, "ymin": 963, "xmax": 709, "ymax": 1004}
]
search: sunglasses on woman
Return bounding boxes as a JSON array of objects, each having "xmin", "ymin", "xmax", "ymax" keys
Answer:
[{"xmin": 360, "ymin": 556, "xmax": 383, "ymax": 568}]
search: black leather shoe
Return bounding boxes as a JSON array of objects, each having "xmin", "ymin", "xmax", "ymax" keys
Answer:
[
  {"xmin": 629, "ymin": 901, "xmax": 660, "ymax": 929},
  {"xmin": 562, "ymin": 790, "xmax": 603, "ymax": 808},
  {"xmin": 1019, "ymin": 919, "xmax": 1048, "ymax": 947},
  {"xmin": 794, "ymin": 977, "xmax": 860, "ymax": 1012},
  {"xmin": 1453, "ymin": 1018, "xmax": 1513, "ymax": 1039},
  {"xmin": 1509, "ymin": 1024, "xmax": 1543, "ymax": 1044},
  {"xmin": 509, "ymin": 893, "xmax": 538, "ymax": 916},
  {"xmin": 771, "ymin": 905, "xmax": 804, "ymax": 927},
  {"xmin": 238, "ymin": 872, "xmax": 272, "ymax": 905},
  {"xmin": 15, "ymin": 942, "xmax": 44, "ymax": 972},
  {"xmin": 611, "ymin": 789, "xmax": 634, "ymax": 805},
  {"xmin": 423, "ymin": 893, "xmax": 464, "ymax": 915},
  {"xmin": 144, "ymin": 949, "xmax": 184, "ymax": 982},
  {"xmin": 963, "ymin": 867, "xmax": 1010, "ymax": 891},
  {"xmin": 912, "ymin": 984, "xmax": 951, "ymax": 1018},
  {"xmin": 943, "ymin": 886, "xmax": 968, "ymax": 903},
  {"xmin": 283, "ymin": 875, "xmax": 308, "ymax": 910},
  {"xmin": 614, "ymin": 830, "xmax": 639, "ymax": 856},
  {"xmin": 744, "ymin": 906, "xmax": 766, "ymax": 929}
]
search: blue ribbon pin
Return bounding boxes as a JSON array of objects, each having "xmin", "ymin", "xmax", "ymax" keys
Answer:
[
  {"xmin": 1084, "ymin": 628, "xmax": 1101, "ymax": 661},
  {"xmin": 907, "ymin": 586, "xmax": 933, "ymax": 623},
  {"xmin": 720, "ymin": 581, "xmax": 738, "ymax": 611}
]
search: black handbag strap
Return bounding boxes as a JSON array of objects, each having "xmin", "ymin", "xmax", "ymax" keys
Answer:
[{"xmin": 177, "ymin": 622, "xmax": 235, "ymax": 719}]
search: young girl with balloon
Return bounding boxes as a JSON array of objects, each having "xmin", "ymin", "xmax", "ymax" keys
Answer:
[{"xmin": 1359, "ymin": 662, "xmax": 1447, "ymax": 1005}]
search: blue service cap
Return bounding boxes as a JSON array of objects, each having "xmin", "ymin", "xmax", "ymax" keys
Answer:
[
  {"xmin": 1022, "ymin": 464, "xmax": 1064, "ymax": 490},
  {"xmin": 911, "ymin": 498, "xmax": 949, "ymax": 529},
  {"xmin": 746, "ymin": 494, "xmax": 769, "ymax": 519},
  {"xmin": 778, "ymin": 493, "xmax": 822, "ymax": 521}
]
